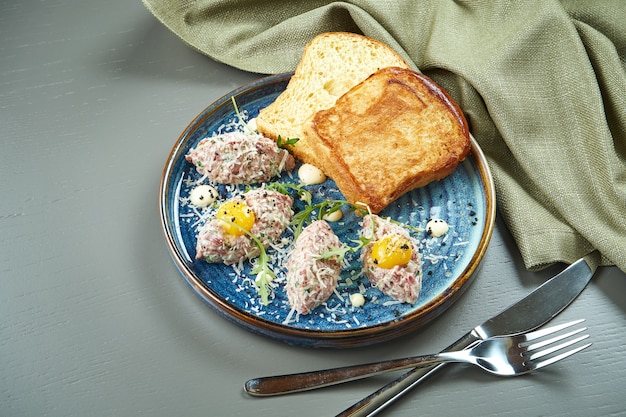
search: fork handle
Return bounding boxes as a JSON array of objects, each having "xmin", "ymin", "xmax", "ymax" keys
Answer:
[
  {"xmin": 244, "ymin": 353, "xmax": 458, "ymax": 396},
  {"xmin": 336, "ymin": 331, "xmax": 482, "ymax": 417}
]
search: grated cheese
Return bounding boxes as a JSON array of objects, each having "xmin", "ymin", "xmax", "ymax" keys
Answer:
[{"xmin": 176, "ymin": 111, "xmax": 474, "ymax": 330}]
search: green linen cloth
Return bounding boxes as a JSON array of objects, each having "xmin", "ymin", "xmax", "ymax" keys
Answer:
[{"xmin": 143, "ymin": 0, "xmax": 626, "ymax": 273}]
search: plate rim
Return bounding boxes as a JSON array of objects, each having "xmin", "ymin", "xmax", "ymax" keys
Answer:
[{"xmin": 159, "ymin": 73, "xmax": 496, "ymax": 347}]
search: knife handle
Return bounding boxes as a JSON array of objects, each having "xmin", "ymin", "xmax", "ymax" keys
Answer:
[{"xmin": 335, "ymin": 331, "xmax": 481, "ymax": 417}]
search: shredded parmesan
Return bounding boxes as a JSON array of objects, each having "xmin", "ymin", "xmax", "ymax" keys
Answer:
[{"xmin": 175, "ymin": 112, "xmax": 475, "ymax": 330}]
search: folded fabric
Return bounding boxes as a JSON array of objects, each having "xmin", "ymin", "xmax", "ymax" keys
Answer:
[{"xmin": 143, "ymin": 0, "xmax": 626, "ymax": 273}]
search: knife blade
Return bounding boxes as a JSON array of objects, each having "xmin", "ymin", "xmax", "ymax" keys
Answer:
[{"xmin": 336, "ymin": 257, "xmax": 596, "ymax": 417}]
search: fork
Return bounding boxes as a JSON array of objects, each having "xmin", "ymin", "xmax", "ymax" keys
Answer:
[{"xmin": 245, "ymin": 319, "xmax": 590, "ymax": 396}]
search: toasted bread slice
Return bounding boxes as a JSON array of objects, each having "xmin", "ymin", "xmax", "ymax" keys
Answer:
[
  {"xmin": 256, "ymin": 32, "xmax": 410, "ymax": 167},
  {"xmin": 303, "ymin": 66, "xmax": 471, "ymax": 214}
]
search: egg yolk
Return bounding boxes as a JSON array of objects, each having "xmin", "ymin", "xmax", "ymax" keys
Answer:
[
  {"xmin": 370, "ymin": 235, "xmax": 412, "ymax": 269},
  {"xmin": 216, "ymin": 200, "xmax": 255, "ymax": 236}
]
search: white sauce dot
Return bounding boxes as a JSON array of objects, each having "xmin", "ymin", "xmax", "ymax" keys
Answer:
[
  {"xmin": 350, "ymin": 293, "xmax": 365, "ymax": 308},
  {"xmin": 189, "ymin": 185, "xmax": 219, "ymax": 207},
  {"xmin": 298, "ymin": 163, "xmax": 326, "ymax": 185},
  {"xmin": 426, "ymin": 218, "xmax": 449, "ymax": 237},
  {"xmin": 323, "ymin": 209, "xmax": 343, "ymax": 222}
]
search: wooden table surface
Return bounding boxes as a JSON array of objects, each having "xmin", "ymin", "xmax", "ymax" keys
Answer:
[{"xmin": 2, "ymin": 1, "xmax": 625, "ymax": 416}]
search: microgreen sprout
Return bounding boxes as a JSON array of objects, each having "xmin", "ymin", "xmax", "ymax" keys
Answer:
[
  {"xmin": 231, "ymin": 96, "xmax": 256, "ymax": 134},
  {"xmin": 215, "ymin": 217, "xmax": 275, "ymax": 306},
  {"xmin": 231, "ymin": 97, "xmax": 300, "ymax": 148},
  {"xmin": 276, "ymin": 135, "xmax": 300, "ymax": 148},
  {"xmin": 316, "ymin": 235, "xmax": 372, "ymax": 263},
  {"xmin": 314, "ymin": 203, "xmax": 374, "ymax": 262},
  {"xmin": 388, "ymin": 218, "xmax": 424, "ymax": 234},
  {"xmin": 265, "ymin": 182, "xmax": 312, "ymax": 205},
  {"xmin": 291, "ymin": 199, "xmax": 368, "ymax": 240},
  {"xmin": 250, "ymin": 241, "xmax": 275, "ymax": 306}
]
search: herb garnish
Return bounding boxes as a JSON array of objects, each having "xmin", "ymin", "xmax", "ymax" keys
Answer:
[
  {"xmin": 215, "ymin": 217, "xmax": 275, "ymax": 306},
  {"xmin": 291, "ymin": 199, "xmax": 368, "ymax": 240},
  {"xmin": 264, "ymin": 182, "xmax": 312, "ymax": 205},
  {"xmin": 249, "ymin": 238, "xmax": 274, "ymax": 306},
  {"xmin": 388, "ymin": 218, "xmax": 424, "ymax": 234},
  {"xmin": 276, "ymin": 135, "xmax": 299, "ymax": 148},
  {"xmin": 316, "ymin": 235, "xmax": 372, "ymax": 263},
  {"xmin": 230, "ymin": 96, "xmax": 300, "ymax": 148},
  {"xmin": 313, "ymin": 203, "xmax": 374, "ymax": 262},
  {"xmin": 231, "ymin": 96, "xmax": 256, "ymax": 134}
]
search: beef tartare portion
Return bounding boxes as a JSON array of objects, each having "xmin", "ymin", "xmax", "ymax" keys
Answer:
[
  {"xmin": 195, "ymin": 189, "xmax": 293, "ymax": 265},
  {"xmin": 186, "ymin": 131, "xmax": 295, "ymax": 184},
  {"xmin": 361, "ymin": 214, "xmax": 422, "ymax": 304},
  {"xmin": 285, "ymin": 220, "xmax": 342, "ymax": 315}
]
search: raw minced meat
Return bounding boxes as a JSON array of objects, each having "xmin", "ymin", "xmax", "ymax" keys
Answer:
[
  {"xmin": 361, "ymin": 214, "xmax": 422, "ymax": 304},
  {"xmin": 195, "ymin": 189, "xmax": 293, "ymax": 265},
  {"xmin": 285, "ymin": 220, "xmax": 342, "ymax": 315},
  {"xmin": 185, "ymin": 131, "xmax": 295, "ymax": 184}
]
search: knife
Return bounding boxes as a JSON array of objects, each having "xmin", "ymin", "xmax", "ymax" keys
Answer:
[{"xmin": 336, "ymin": 257, "xmax": 596, "ymax": 417}]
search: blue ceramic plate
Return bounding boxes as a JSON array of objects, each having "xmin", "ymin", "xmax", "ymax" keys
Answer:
[{"xmin": 159, "ymin": 73, "xmax": 495, "ymax": 348}]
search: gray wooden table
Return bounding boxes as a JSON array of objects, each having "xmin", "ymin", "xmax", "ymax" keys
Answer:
[{"xmin": 2, "ymin": 1, "xmax": 625, "ymax": 416}]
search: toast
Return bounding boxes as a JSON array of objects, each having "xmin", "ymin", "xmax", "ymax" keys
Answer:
[
  {"xmin": 256, "ymin": 32, "xmax": 411, "ymax": 167},
  {"xmin": 303, "ymin": 66, "xmax": 471, "ymax": 214}
]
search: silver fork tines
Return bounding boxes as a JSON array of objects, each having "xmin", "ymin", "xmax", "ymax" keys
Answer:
[{"xmin": 519, "ymin": 319, "xmax": 591, "ymax": 370}]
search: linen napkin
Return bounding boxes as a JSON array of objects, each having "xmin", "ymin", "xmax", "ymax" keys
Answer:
[{"xmin": 142, "ymin": 0, "xmax": 626, "ymax": 273}]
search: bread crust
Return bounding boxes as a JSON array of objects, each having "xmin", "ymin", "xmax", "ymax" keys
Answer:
[
  {"xmin": 256, "ymin": 32, "xmax": 410, "ymax": 167},
  {"xmin": 304, "ymin": 67, "xmax": 470, "ymax": 214}
]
